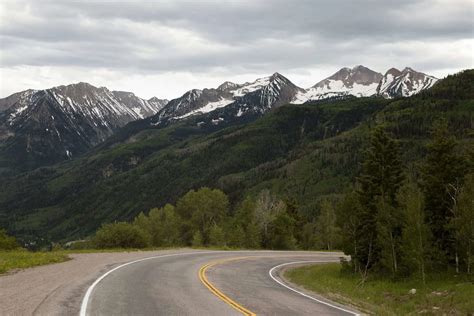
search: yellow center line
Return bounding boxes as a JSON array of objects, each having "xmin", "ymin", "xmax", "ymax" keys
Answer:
[{"xmin": 198, "ymin": 257, "xmax": 257, "ymax": 316}]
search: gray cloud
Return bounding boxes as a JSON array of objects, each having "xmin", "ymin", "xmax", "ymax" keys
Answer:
[{"xmin": 0, "ymin": 0, "xmax": 473, "ymax": 98}]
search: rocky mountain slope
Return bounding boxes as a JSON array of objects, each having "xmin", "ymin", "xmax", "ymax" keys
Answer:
[
  {"xmin": 377, "ymin": 67, "xmax": 438, "ymax": 98},
  {"xmin": 152, "ymin": 72, "xmax": 303, "ymax": 126},
  {"xmin": 0, "ymin": 66, "xmax": 438, "ymax": 172},
  {"xmin": 0, "ymin": 82, "xmax": 167, "ymax": 172},
  {"xmin": 292, "ymin": 65, "xmax": 383, "ymax": 103},
  {"xmin": 152, "ymin": 66, "xmax": 438, "ymax": 125}
]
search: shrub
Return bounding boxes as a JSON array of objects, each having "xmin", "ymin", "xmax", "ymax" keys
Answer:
[
  {"xmin": 0, "ymin": 229, "xmax": 19, "ymax": 250},
  {"xmin": 94, "ymin": 222, "xmax": 150, "ymax": 248}
]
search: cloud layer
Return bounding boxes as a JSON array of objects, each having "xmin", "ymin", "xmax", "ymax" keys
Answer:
[{"xmin": 1, "ymin": 0, "xmax": 473, "ymax": 99}]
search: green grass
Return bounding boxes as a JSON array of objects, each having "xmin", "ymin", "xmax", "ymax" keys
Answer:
[
  {"xmin": 285, "ymin": 263, "xmax": 474, "ymax": 315},
  {"xmin": 0, "ymin": 247, "xmax": 200, "ymax": 274},
  {"xmin": 0, "ymin": 250, "xmax": 70, "ymax": 274}
]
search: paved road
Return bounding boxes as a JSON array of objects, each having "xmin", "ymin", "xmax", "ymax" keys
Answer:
[{"xmin": 83, "ymin": 251, "xmax": 359, "ymax": 316}]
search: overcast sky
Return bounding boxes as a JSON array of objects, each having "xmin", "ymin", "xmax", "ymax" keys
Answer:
[{"xmin": 0, "ymin": 0, "xmax": 472, "ymax": 99}]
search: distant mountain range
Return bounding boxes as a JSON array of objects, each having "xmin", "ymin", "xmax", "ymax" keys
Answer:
[
  {"xmin": 153, "ymin": 66, "xmax": 437, "ymax": 124},
  {"xmin": 0, "ymin": 66, "xmax": 437, "ymax": 172}
]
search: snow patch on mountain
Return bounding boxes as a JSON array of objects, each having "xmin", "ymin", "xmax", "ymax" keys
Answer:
[
  {"xmin": 177, "ymin": 97, "xmax": 234, "ymax": 119},
  {"xmin": 292, "ymin": 65, "xmax": 383, "ymax": 104},
  {"xmin": 377, "ymin": 67, "xmax": 438, "ymax": 98},
  {"xmin": 228, "ymin": 76, "xmax": 271, "ymax": 97},
  {"xmin": 292, "ymin": 81, "xmax": 379, "ymax": 103}
]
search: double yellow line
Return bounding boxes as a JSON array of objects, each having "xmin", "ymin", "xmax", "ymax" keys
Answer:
[{"xmin": 198, "ymin": 257, "xmax": 257, "ymax": 316}]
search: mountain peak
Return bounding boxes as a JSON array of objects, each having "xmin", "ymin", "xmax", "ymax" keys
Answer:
[
  {"xmin": 385, "ymin": 68, "xmax": 402, "ymax": 76},
  {"xmin": 377, "ymin": 67, "xmax": 438, "ymax": 98},
  {"xmin": 217, "ymin": 81, "xmax": 239, "ymax": 91},
  {"xmin": 56, "ymin": 82, "xmax": 101, "ymax": 91},
  {"xmin": 313, "ymin": 66, "xmax": 382, "ymax": 89}
]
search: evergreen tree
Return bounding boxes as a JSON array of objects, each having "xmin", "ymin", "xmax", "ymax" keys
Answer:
[
  {"xmin": 420, "ymin": 120, "xmax": 466, "ymax": 265},
  {"xmin": 358, "ymin": 126, "xmax": 404, "ymax": 207},
  {"xmin": 356, "ymin": 126, "xmax": 404, "ymax": 276}
]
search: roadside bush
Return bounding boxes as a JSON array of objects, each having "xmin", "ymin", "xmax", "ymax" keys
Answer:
[
  {"xmin": 0, "ymin": 229, "xmax": 19, "ymax": 250},
  {"xmin": 94, "ymin": 222, "xmax": 150, "ymax": 249}
]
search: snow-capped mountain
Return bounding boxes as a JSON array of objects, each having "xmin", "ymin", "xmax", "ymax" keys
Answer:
[
  {"xmin": 0, "ymin": 66, "xmax": 438, "ymax": 171},
  {"xmin": 377, "ymin": 67, "xmax": 438, "ymax": 98},
  {"xmin": 292, "ymin": 66, "xmax": 383, "ymax": 103},
  {"xmin": 153, "ymin": 72, "xmax": 303, "ymax": 124},
  {"xmin": 0, "ymin": 82, "xmax": 167, "ymax": 170}
]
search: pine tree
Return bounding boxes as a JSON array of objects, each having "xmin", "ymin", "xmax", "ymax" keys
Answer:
[
  {"xmin": 356, "ymin": 126, "xmax": 404, "ymax": 276},
  {"xmin": 420, "ymin": 120, "xmax": 466, "ymax": 266},
  {"xmin": 358, "ymin": 126, "xmax": 404, "ymax": 207}
]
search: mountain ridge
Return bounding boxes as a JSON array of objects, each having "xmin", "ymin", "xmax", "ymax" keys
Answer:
[
  {"xmin": 0, "ymin": 66, "xmax": 439, "ymax": 172},
  {"xmin": 0, "ymin": 82, "xmax": 168, "ymax": 172}
]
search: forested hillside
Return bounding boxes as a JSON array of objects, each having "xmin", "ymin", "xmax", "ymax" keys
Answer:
[{"xmin": 0, "ymin": 70, "xmax": 472, "ymax": 246}]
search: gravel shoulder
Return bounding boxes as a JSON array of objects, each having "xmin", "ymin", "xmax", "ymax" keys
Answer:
[{"xmin": 0, "ymin": 249, "xmax": 195, "ymax": 316}]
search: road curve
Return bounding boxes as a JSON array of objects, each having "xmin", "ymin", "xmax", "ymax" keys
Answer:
[{"xmin": 82, "ymin": 250, "xmax": 359, "ymax": 316}]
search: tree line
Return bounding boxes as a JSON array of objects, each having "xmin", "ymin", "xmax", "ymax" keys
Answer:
[
  {"xmin": 91, "ymin": 177, "xmax": 348, "ymax": 251},
  {"xmin": 339, "ymin": 120, "xmax": 473, "ymax": 281},
  {"xmin": 87, "ymin": 119, "xmax": 473, "ymax": 281},
  {"xmin": 92, "ymin": 187, "xmax": 300, "ymax": 250}
]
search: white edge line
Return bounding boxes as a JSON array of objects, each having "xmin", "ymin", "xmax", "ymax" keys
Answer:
[
  {"xmin": 79, "ymin": 250, "xmax": 339, "ymax": 316},
  {"xmin": 268, "ymin": 261, "xmax": 360, "ymax": 316},
  {"xmin": 79, "ymin": 251, "xmax": 223, "ymax": 316}
]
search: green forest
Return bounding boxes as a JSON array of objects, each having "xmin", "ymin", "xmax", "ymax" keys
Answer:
[
  {"xmin": 87, "ymin": 116, "xmax": 473, "ymax": 279},
  {"xmin": 0, "ymin": 70, "xmax": 473, "ymax": 267}
]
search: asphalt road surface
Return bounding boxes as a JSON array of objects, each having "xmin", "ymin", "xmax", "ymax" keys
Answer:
[{"xmin": 82, "ymin": 250, "xmax": 359, "ymax": 316}]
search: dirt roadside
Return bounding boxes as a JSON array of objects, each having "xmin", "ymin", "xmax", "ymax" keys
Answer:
[{"xmin": 0, "ymin": 249, "xmax": 197, "ymax": 316}]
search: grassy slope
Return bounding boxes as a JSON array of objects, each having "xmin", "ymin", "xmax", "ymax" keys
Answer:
[
  {"xmin": 0, "ymin": 250, "xmax": 70, "ymax": 274},
  {"xmin": 285, "ymin": 263, "xmax": 474, "ymax": 315}
]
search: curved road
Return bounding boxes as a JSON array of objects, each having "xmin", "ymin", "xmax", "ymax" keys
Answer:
[{"xmin": 82, "ymin": 251, "xmax": 359, "ymax": 316}]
